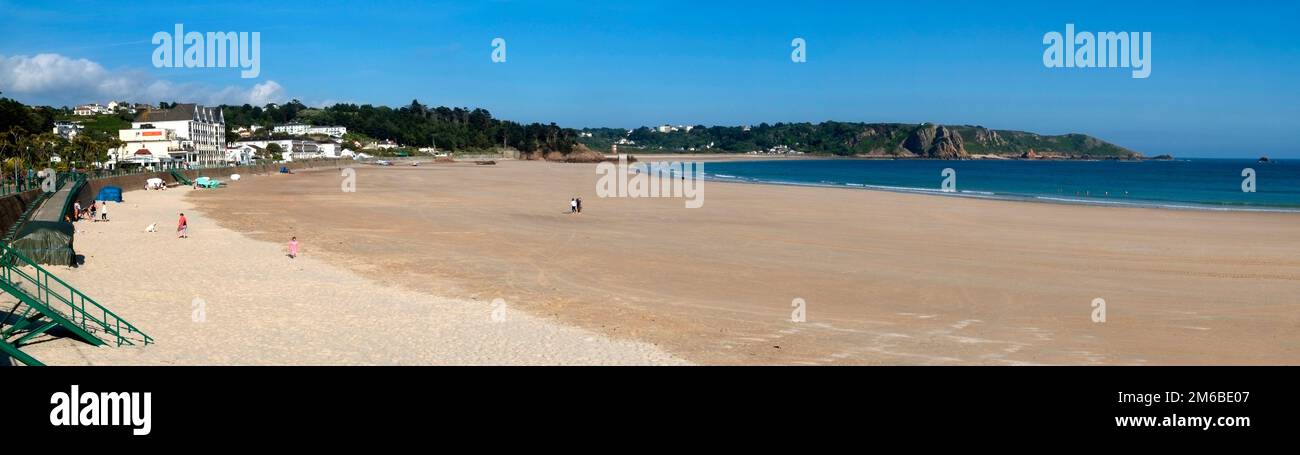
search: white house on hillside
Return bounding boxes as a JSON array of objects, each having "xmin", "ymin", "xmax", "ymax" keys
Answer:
[
  {"xmin": 273, "ymin": 123, "xmax": 347, "ymax": 138},
  {"xmin": 74, "ymin": 104, "xmax": 109, "ymax": 116},
  {"xmin": 226, "ymin": 144, "xmax": 265, "ymax": 164},
  {"xmin": 272, "ymin": 123, "xmax": 310, "ymax": 136},
  {"xmin": 52, "ymin": 121, "xmax": 83, "ymax": 140},
  {"xmin": 307, "ymin": 125, "xmax": 347, "ymax": 137}
]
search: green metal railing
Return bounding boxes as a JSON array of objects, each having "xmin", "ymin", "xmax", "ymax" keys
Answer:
[
  {"xmin": 49, "ymin": 173, "xmax": 86, "ymax": 222},
  {"xmin": 3, "ymin": 158, "xmax": 340, "ymax": 196},
  {"xmin": 0, "ymin": 178, "xmax": 39, "ymax": 197},
  {"xmin": 0, "ymin": 171, "xmax": 150, "ymax": 365},
  {"xmin": 0, "ymin": 161, "xmax": 342, "ymax": 364},
  {"xmin": 1, "ymin": 172, "xmax": 71, "ymax": 244},
  {"xmin": 0, "ymin": 242, "xmax": 152, "ymax": 348}
]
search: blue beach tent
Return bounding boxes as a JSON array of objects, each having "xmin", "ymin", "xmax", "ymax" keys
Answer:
[{"xmin": 95, "ymin": 186, "xmax": 123, "ymax": 202}]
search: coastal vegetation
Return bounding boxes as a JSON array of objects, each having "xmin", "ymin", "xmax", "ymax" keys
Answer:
[
  {"xmin": 1, "ymin": 93, "xmax": 1144, "ymax": 165},
  {"xmin": 0, "ymin": 93, "xmax": 122, "ymax": 174},
  {"xmin": 223, "ymin": 99, "xmax": 580, "ymax": 156},
  {"xmin": 583, "ymin": 122, "xmax": 1143, "ymax": 159}
]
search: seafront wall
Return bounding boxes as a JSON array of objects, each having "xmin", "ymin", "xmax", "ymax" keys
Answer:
[
  {"xmin": 0, "ymin": 190, "xmax": 45, "ymax": 236},
  {"xmin": 0, "ymin": 159, "xmax": 342, "ymax": 232}
]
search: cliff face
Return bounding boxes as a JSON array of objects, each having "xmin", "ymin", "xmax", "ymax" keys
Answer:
[
  {"xmin": 900, "ymin": 124, "xmax": 968, "ymax": 159},
  {"xmin": 891, "ymin": 123, "xmax": 1141, "ymax": 159},
  {"xmin": 952, "ymin": 126, "xmax": 1141, "ymax": 159},
  {"xmin": 971, "ymin": 127, "xmax": 1007, "ymax": 147},
  {"xmin": 578, "ymin": 121, "xmax": 1143, "ymax": 159}
]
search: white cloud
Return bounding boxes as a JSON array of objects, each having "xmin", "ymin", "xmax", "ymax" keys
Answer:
[
  {"xmin": 206, "ymin": 80, "xmax": 285, "ymax": 106},
  {"xmin": 0, "ymin": 53, "xmax": 287, "ymax": 106}
]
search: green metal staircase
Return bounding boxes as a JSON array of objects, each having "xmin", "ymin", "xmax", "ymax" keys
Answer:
[
  {"xmin": 0, "ymin": 243, "xmax": 153, "ymax": 365},
  {"xmin": 170, "ymin": 169, "xmax": 193, "ymax": 186},
  {"xmin": 0, "ymin": 173, "xmax": 151, "ymax": 366}
]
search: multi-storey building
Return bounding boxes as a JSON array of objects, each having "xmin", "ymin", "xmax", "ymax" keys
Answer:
[
  {"xmin": 115, "ymin": 127, "xmax": 182, "ymax": 168},
  {"xmin": 273, "ymin": 123, "xmax": 347, "ymax": 138},
  {"xmin": 132, "ymin": 104, "xmax": 226, "ymax": 166}
]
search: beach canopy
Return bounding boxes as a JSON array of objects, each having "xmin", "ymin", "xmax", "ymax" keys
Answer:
[
  {"xmin": 95, "ymin": 186, "xmax": 123, "ymax": 202},
  {"xmin": 194, "ymin": 176, "xmax": 220, "ymax": 188},
  {"xmin": 279, "ymin": 166, "xmax": 290, "ymax": 173}
]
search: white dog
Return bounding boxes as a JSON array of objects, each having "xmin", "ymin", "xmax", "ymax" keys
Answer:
[{"xmin": 145, "ymin": 223, "xmax": 157, "ymax": 233}]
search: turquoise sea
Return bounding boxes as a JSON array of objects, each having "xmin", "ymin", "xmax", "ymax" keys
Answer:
[{"xmin": 693, "ymin": 159, "xmax": 1300, "ymax": 212}]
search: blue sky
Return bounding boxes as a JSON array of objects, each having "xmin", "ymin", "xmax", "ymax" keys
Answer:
[{"xmin": 1, "ymin": 0, "xmax": 1298, "ymax": 157}]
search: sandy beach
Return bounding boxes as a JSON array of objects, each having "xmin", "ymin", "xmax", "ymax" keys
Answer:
[
  {"xmin": 18, "ymin": 177, "xmax": 688, "ymax": 365},
  {"xmin": 16, "ymin": 160, "xmax": 1300, "ymax": 365}
]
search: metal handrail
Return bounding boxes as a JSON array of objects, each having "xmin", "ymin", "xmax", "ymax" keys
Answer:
[{"xmin": 0, "ymin": 242, "xmax": 152, "ymax": 346}]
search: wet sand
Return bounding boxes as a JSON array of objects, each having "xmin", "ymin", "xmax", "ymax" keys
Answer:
[{"xmin": 174, "ymin": 160, "xmax": 1300, "ymax": 365}]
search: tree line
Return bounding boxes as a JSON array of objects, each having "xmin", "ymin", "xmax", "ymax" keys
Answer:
[
  {"xmin": 582, "ymin": 122, "xmax": 885, "ymax": 155},
  {"xmin": 0, "ymin": 93, "xmax": 585, "ymax": 181},
  {"xmin": 0, "ymin": 93, "xmax": 123, "ymax": 182},
  {"xmin": 223, "ymin": 99, "xmax": 580, "ymax": 155}
]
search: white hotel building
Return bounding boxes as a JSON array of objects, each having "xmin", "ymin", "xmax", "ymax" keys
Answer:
[
  {"xmin": 130, "ymin": 104, "xmax": 227, "ymax": 166},
  {"xmin": 114, "ymin": 104, "xmax": 226, "ymax": 167},
  {"xmin": 115, "ymin": 127, "xmax": 181, "ymax": 168}
]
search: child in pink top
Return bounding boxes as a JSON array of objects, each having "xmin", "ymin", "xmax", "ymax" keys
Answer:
[{"xmin": 288, "ymin": 237, "xmax": 299, "ymax": 259}]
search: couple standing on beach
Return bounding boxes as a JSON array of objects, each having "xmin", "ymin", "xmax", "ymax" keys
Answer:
[{"xmin": 570, "ymin": 197, "xmax": 583, "ymax": 214}]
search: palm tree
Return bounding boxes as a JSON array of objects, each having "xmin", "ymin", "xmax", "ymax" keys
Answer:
[
  {"xmin": 101, "ymin": 136, "xmax": 124, "ymax": 169},
  {"xmin": 71, "ymin": 133, "xmax": 96, "ymax": 170},
  {"xmin": 29, "ymin": 132, "xmax": 61, "ymax": 168},
  {"xmin": 0, "ymin": 132, "xmax": 11, "ymax": 191},
  {"xmin": 3, "ymin": 126, "xmax": 26, "ymax": 159},
  {"xmin": 9, "ymin": 133, "xmax": 30, "ymax": 190},
  {"xmin": 74, "ymin": 134, "xmax": 117, "ymax": 174}
]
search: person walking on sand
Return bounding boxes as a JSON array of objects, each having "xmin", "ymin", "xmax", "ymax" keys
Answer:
[
  {"xmin": 177, "ymin": 212, "xmax": 188, "ymax": 238},
  {"xmin": 288, "ymin": 236, "xmax": 299, "ymax": 259},
  {"xmin": 577, "ymin": 197, "xmax": 582, "ymax": 213},
  {"xmin": 99, "ymin": 202, "xmax": 109, "ymax": 221},
  {"xmin": 570, "ymin": 198, "xmax": 577, "ymax": 214}
]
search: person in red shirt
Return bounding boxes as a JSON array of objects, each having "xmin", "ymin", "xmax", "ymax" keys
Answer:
[{"xmin": 177, "ymin": 213, "xmax": 188, "ymax": 238}]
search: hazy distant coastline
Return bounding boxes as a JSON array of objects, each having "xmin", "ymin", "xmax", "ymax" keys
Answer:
[{"xmin": 580, "ymin": 122, "xmax": 1146, "ymax": 160}]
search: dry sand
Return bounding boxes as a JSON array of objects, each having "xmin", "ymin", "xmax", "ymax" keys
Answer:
[
  {"xmin": 16, "ymin": 159, "xmax": 1300, "ymax": 365},
  {"xmin": 167, "ymin": 161, "xmax": 1299, "ymax": 366},
  {"xmin": 18, "ymin": 181, "xmax": 688, "ymax": 365}
]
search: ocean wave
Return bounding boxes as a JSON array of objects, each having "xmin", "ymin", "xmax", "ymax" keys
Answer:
[
  {"xmin": 1033, "ymin": 196, "xmax": 1300, "ymax": 213},
  {"xmin": 705, "ymin": 174, "xmax": 1300, "ymax": 213}
]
